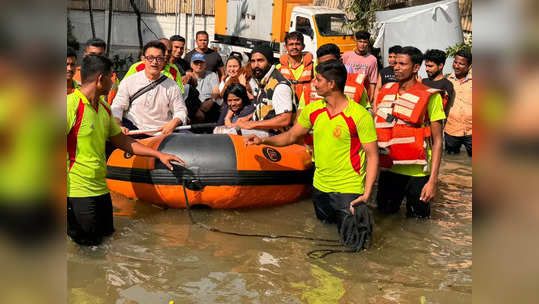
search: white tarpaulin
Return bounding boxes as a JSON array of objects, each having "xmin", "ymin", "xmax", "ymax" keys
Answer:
[{"xmin": 374, "ymin": 0, "xmax": 464, "ymax": 77}]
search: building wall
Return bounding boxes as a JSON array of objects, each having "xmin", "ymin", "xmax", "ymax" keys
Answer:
[
  {"xmin": 68, "ymin": 9, "xmax": 215, "ymax": 56},
  {"xmin": 67, "ymin": 0, "xmax": 215, "ymax": 15},
  {"xmin": 68, "ymin": 0, "xmax": 470, "ymax": 57}
]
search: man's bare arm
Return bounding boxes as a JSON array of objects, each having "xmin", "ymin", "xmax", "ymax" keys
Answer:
[
  {"xmin": 420, "ymin": 120, "xmax": 443, "ymax": 202},
  {"xmin": 368, "ymin": 83, "xmax": 376, "ymax": 103},
  {"xmin": 244, "ymin": 121, "xmax": 310, "ymax": 147},
  {"xmin": 350, "ymin": 141, "xmax": 379, "ymax": 212},
  {"xmin": 109, "ymin": 133, "xmax": 185, "ymax": 170},
  {"xmin": 238, "ymin": 112, "xmax": 294, "ymax": 130}
]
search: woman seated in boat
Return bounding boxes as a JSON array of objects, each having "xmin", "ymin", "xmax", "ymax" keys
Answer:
[{"xmin": 214, "ymin": 84, "xmax": 255, "ymax": 133}]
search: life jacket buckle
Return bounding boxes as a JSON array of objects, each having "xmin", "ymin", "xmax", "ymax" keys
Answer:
[{"xmin": 385, "ymin": 114, "xmax": 397, "ymax": 123}]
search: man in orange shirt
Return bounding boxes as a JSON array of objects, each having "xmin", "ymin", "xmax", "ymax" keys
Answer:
[
  {"xmin": 445, "ymin": 49, "xmax": 472, "ymax": 156},
  {"xmin": 73, "ymin": 38, "xmax": 119, "ymax": 104}
]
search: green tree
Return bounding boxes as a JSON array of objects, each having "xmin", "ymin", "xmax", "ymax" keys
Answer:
[
  {"xmin": 446, "ymin": 37, "xmax": 472, "ymax": 58},
  {"xmin": 346, "ymin": 0, "xmax": 383, "ymax": 32}
]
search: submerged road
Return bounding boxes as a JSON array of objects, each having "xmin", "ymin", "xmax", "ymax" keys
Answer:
[{"xmin": 68, "ymin": 153, "xmax": 472, "ymax": 303}]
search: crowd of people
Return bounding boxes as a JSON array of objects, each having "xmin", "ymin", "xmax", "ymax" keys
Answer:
[{"xmin": 66, "ymin": 29, "xmax": 472, "ymax": 246}]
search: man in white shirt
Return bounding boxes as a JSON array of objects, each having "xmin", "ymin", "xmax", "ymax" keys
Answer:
[{"xmin": 112, "ymin": 41, "xmax": 188, "ymax": 135}]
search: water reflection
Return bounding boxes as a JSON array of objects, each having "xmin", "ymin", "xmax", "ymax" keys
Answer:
[{"xmin": 68, "ymin": 154, "xmax": 472, "ymax": 303}]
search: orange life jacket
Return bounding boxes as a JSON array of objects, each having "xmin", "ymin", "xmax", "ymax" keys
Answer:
[
  {"xmin": 278, "ymin": 53, "xmax": 314, "ymax": 107},
  {"xmin": 344, "ymin": 73, "xmax": 367, "ymax": 104},
  {"xmin": 308, "ymin": 72, "xmax": 367, "ymax": 105},
  {"xmin": 375, "ymin": 81, "xmax": 445, "ymax": 169}
]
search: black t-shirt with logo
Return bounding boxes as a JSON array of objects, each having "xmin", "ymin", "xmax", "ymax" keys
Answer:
[{"xmin": 380, "ymin": 66, "xmax": 396, "ymax": 85}]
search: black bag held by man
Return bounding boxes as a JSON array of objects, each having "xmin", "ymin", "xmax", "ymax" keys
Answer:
[{"xmin": 339, "ymin": 203, "xmax": 373, "ymax": 252}]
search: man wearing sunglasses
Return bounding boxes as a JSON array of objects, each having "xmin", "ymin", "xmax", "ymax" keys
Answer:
[{"xmin": 112, "ymin": 41, "xmax": 188, "ymax": 136}]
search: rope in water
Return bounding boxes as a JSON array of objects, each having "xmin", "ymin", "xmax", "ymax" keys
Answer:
[
  {"xmin": 180, "ymin": 179, "xmax": 341, "ymax": 244},
  {"xmin": 173, "ymin": 164, "xmax": 371, "ymax": 259}
]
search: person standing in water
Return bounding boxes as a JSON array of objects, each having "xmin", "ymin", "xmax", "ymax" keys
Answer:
[
  {"xmin": 67, "ymin": 54, "xmax": 184, "ymax": 246},
  {"xmin": 245, "ymin": 60, "xmax": 379, "ymax": 230}
]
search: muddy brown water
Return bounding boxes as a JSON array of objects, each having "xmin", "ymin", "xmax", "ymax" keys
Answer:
[{"xmin": 68, "ymin": 154, "xmax": 471, "ymax": 303}]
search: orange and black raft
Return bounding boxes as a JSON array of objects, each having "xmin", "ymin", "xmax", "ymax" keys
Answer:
[{"xmin": 106, "ymin": 133, "xmax": 313, "ymax": 209}]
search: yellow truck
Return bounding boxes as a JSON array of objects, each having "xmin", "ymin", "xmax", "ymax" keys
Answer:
[{"xmin": 214, "ymin": 0, "xmax": 356, "ymax": 59}]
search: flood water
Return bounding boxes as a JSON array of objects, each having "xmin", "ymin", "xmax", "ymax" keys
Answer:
[{"xmin": 67, "ymin": 154, "xmax": 472, "ymax": 303}]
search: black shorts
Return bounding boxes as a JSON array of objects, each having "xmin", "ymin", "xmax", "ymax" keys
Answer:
[
  {"xmin": 445, "ymin": 133, "xmax": 472, "ymax": 156},
  {"xmin": 376, "ymin": 170, "xmax": 431, "ymax": 218},
  {"xmin": 67, "ymin": 193, "xmax": 115, "ymax": 246},
  {"xmin": 312, "ymin": 187, "xmax": 362, "ymax": 230}
]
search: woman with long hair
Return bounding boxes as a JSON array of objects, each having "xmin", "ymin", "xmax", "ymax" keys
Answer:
[
  {"xmin": 218, "ymin": 52, "xmax": 257, "ymax": 101},
  {"xmin": 216, "ymin": 83, "xmax": 254, "ymax": 127}
]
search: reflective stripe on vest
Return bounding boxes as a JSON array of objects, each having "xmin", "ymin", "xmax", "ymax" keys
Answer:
[
  {"xmin": 308, "ymin": 73, "xmax": 367, "ymax": 107},
  {"xmin": 374, "ymin": 81, "xmax": 437, "ymax": 169},
  {"xmin": 278, "ymin": 53, "xmax": 313, "ymax": 106}
]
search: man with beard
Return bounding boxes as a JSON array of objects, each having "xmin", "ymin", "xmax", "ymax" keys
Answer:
[
  {"xmin": 276, "ymin": 31, "xmax": 314, "ymax": 110},
  {"xmin": 374, "ymin": 47, "xmax": 445, "ymax": 219},
  {"xmin": 112, "ymin": 41, "xmax": 188, "ymax": 136},
  {"xmin": 244, "ymin": 60, "xmax": 379, "ymax": 230},
  {"xmin": 422, "ymin": 49, "xmax": 455, "ymax": 116},
  {"xmin": 234, "ymin": 45, "xmax": 295, "ymax": 136}
]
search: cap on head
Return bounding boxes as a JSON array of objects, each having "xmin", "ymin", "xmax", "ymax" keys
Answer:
[{"xmin": 191, "ymin": 52, "xmax": 206, "ymax": 63}]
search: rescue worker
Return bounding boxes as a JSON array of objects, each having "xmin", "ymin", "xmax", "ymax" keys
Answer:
[
  {"xmin": 310, "ymin": 44, "xmax": 370, "ymax": 111},
  {"xmin": 234, "ymin": 45, "xmax": 295, "ymax": 136},
  {"xmin": 276, "ymin": 31, "xmax": 314, "ymax": 110},
  {"xmin": 67, "ymin": 54, "xmax": 184, "ymax": 246},
  {"xmin": 301, "ymin": 43, "xmax": 370, "ymax": 150},
  {"xmin": 73, "ymin": 38, "xmax": 120, "ymax": 104},
  {"xmin": 244, "ymin": 60, "xmax": 379, "ymax": 231},
  {"xmin": 374, "ymin": 46, "xmax": 446, "ymax": 218},
  {"xmin": 123, "ymin": 38, "xmax": 184, "ymax": 94}
]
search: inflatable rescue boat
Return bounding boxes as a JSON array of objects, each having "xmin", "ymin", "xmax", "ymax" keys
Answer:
[{"xmin": 106, "ymin": 134, "xmax": 313, "ymax": 208}]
